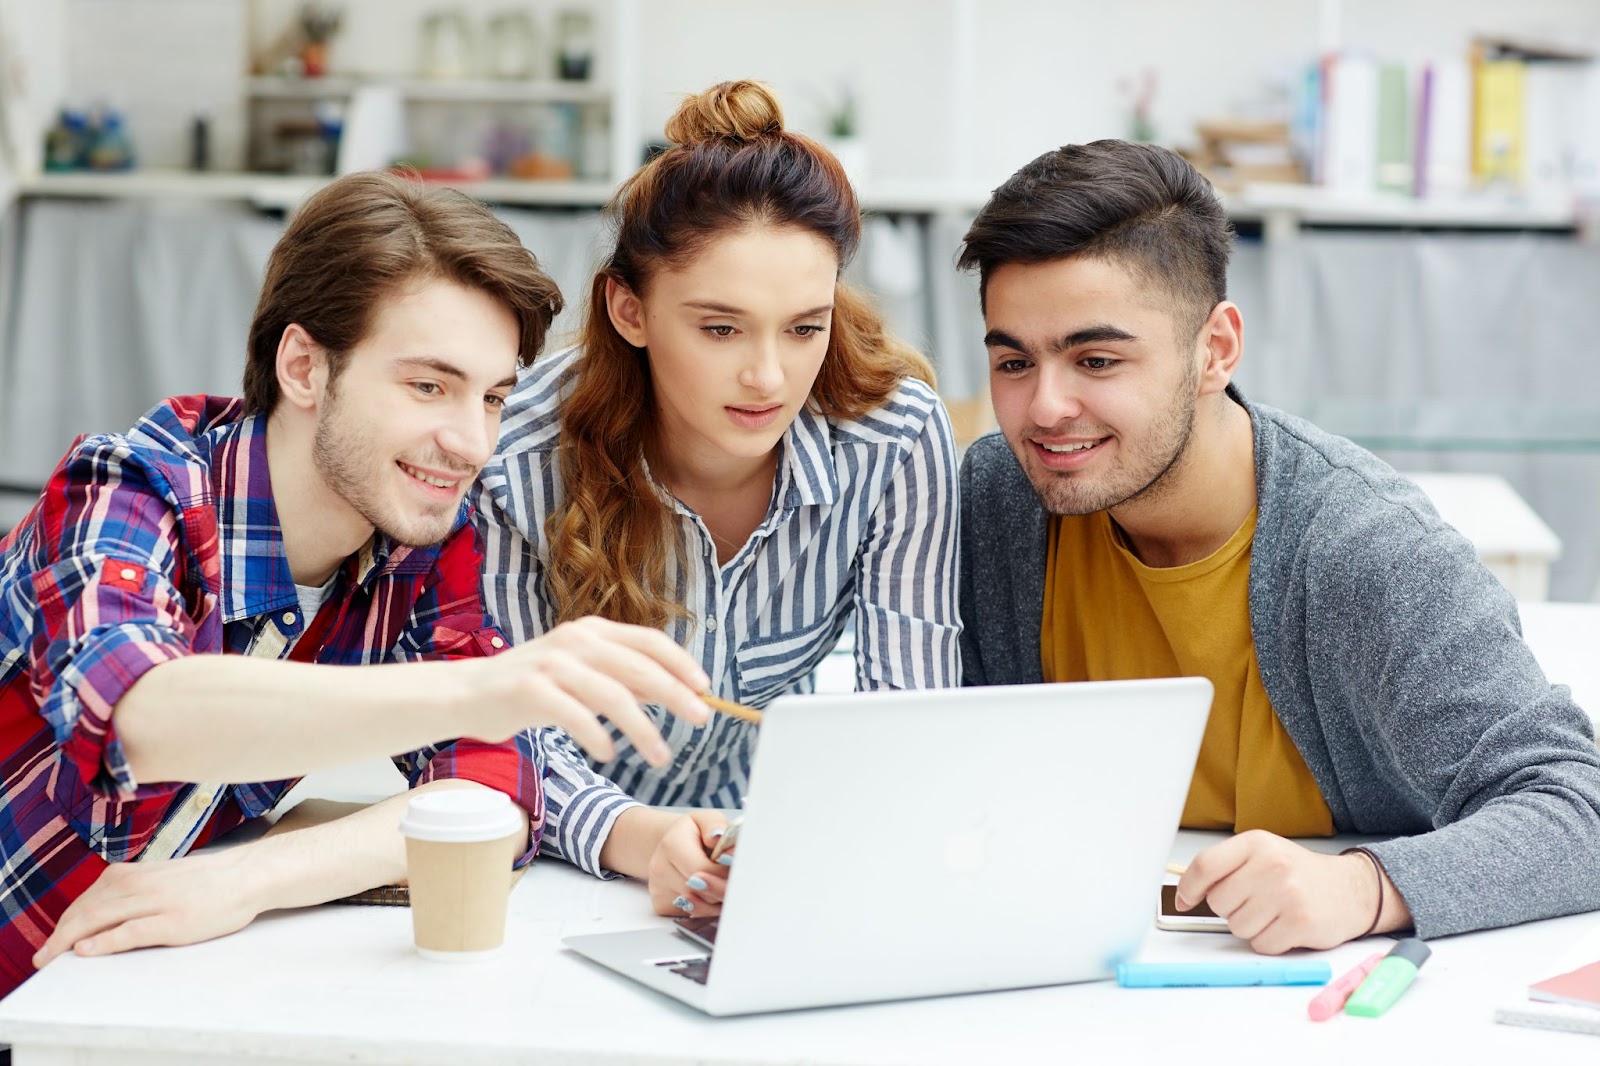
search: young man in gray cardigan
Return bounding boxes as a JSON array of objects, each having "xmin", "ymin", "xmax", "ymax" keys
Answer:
[{"xmin": 957, "ymin": 139, "xmax": 1600, "ymax": 951}]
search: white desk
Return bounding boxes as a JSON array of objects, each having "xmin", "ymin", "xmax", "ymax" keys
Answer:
[
  {"xmin": 0, "ymin": 831, "xmax": 1594, "ymax": 1065},
  {"xmin": 1405, "ymin": 473, "xmax": 1563, "ymax": 602},
  {"xmin": 1519, "ymin": 601, "xmax": 1600, "ymax": 726}
]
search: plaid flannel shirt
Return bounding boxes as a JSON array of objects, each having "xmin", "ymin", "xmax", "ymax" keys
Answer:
[{"xmin": 0, "ymin": 395, "xmax": 543, "ymax": 996}]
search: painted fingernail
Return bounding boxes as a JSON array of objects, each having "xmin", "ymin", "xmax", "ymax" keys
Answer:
[
  {"xmin": 687, "ymin": 875, "xmax": 708, "ymax": 891},
  {"xmin": 708, "ymin": 827, "xmax": 725, "ymax": 840},
  {"xmin": 672, "ymin": 895, "xmax": 694, "ymax": 913},
  {"xmin": 716, "ymin": 853, "xmax": 734, "ymax": 867}
]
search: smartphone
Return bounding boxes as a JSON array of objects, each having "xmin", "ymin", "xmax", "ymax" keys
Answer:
[{"xmin": 1155, "ymin": 883, "xmax": 1230, "ymax": 932}]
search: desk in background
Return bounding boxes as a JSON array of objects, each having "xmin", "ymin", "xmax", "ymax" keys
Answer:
[
  {"xmin": 1406, "ymin": 473, "xmax": 1562, "ymax": 602},
  {"xmin": 0, "ymin": 832, "xmax": 1593, "ymax": 1066}
]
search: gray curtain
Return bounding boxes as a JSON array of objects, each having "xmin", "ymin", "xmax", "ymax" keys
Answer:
[{"xmin": 3, "ymin": 199, "xmax": 1597, "ymax": 599}]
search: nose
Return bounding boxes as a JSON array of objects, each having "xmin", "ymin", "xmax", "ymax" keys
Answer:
[
  {"xmin": 435, "ymin": 406, "xmax": 496, "ymax": 470},
  {"xmin": 1027, "ymin": 361, "xmax": 1084, "ymax": 429},
  {"xmin": 738, "ymin": 336, "xmax": 784, "ymax": 396}
]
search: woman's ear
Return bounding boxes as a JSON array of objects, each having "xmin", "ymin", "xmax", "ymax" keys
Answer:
[
  {"xmin": 275, "ymin": 323, "xmax": 328, "ymax": 412},
  {"xmin": 605, "ymin": 277, "xmax": 649, "ymax": 348}
]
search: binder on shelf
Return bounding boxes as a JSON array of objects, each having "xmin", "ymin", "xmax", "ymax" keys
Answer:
[
  {"xmin": 1375, "ymin": 61, "xmax": 1414, "ymax": 194},
  {"xmin": 1322, "ymin": 52, "xmax": 1379, "ymax": 195},
  {"xmin": 1473, "ymin": 57, "xmax": 1526, "ymax": 188},
  {"xmin": 1415, "ymin": 58, "xmax": 1472, "ymax": 199}
]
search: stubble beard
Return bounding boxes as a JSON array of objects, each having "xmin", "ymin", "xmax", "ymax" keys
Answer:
[
  {"xmin": 1025, "ymin": 372, "xmax": 1201, "ymax": 518},
  {"xmin": 312, "ymin": 384, "xmax": 462, "ymax": 549}
]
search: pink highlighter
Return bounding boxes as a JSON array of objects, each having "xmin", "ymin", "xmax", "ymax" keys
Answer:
[{"xmin": 1308, "ymin": 953, "xmax": 1385, "ymax": 1021}]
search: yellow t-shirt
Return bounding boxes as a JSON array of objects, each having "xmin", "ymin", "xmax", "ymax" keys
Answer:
[{"xmin": 1041, "ymin": 509, "xmax": 1333, "ymax": 837}]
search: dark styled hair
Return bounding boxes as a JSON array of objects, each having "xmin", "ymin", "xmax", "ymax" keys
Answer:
[
  {"xmin": 958, "ymin": 139, "xmax": 1233, "ymax": 340},
  {"xmin": 243, "ymin": 170, "xmax": 564, "ymax": 414},
  {"xmin": 548, "ymin": 79, "xmax": 934, "ymax": 630}
]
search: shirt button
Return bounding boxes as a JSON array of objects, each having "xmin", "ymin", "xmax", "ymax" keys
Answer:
[
  {"xmin": 119, "ymin": 567, "xmax": 137, "ymax": 581},
  {"xmin": 705, "ymin": 617, "xmax": 718, "ymax": 632},
  {"xmin": 282, "ymin": 611, "xmax": 296, "ymax": 626},
  {"xmin": 195, "ymin": 787, "xmax": 216, "ymax": 805},
  {"xmin": 490, "ymin": 636, "xmax": 505, "ymax": 649}
]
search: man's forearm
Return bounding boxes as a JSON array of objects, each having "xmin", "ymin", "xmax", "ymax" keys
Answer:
[
  {"xmin": 115, "ymin": 654, "xmax": 478, "ymax": 786},
  {"xmin": 244, "ymin": 779, "xmax": 527, "ymax": 913}
]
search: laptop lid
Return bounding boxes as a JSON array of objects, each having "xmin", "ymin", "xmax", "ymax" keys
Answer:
[{"xmin": 692, "ymin": 677, "xmax": 1212, "ymax": 1014}]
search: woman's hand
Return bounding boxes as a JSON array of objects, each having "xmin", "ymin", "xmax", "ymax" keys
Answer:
[{"xmin": 648, "ymin": 810, "xmax": 732, "ymax": 917}]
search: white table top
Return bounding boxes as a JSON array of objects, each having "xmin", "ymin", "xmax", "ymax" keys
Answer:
[
  {"xmin": 0, "ymin": 831, "xmax": 1595, "ymax": 1066},
  {"xmin": 1405, "ymin": 472, "xmax": 1562, "ymax": 559},
  {"xmin": 1519, "ymin": 601, "xmax": 1600, "ymax": 723}
]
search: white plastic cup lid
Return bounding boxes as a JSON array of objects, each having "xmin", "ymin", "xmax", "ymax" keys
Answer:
[{"xmin": 398, "ymin": 789, "xmax": 523, "ymax": 843}]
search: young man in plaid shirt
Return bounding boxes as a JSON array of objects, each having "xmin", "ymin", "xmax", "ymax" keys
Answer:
[{"xmin": 0, "ymin": 172, "xmax": 711, "ymax": 996}]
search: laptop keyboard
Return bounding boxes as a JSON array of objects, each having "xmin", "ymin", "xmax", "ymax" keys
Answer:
[{"xmin": 655, "ymin": 955, "xmax": 712, "ymax": 985}]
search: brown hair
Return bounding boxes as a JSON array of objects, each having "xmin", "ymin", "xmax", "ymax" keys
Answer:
[
  {"xmin": 958, "ymin": 140, "xmax": 1233, "ymax": 343},
  {"xmin": 546, "ymin": 80, "xmax": 933, "ymax": 630},
  {"xmin": 243, "ymin": 170, "xmax": 564, "ymax": 414}
]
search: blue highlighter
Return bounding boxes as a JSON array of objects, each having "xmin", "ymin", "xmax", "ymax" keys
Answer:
[{"xmin": 1117, "ymin": 961, "xmax": 1331, "ymax": 987}]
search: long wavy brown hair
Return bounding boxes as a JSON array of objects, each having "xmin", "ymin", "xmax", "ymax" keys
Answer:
[{"xmin": 545, "ymin": 79, "xmax": 934, "ymax": 630}]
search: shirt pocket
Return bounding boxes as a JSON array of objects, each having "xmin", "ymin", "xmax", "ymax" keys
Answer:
[{"xmin": 732, "ymin": 614, "xmax": 845, "ymax": 706}]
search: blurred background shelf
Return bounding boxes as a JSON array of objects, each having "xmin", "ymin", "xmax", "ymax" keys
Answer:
[{"xmin": 246, "ymin": 76, "xmax": 612, "ymax": 105}]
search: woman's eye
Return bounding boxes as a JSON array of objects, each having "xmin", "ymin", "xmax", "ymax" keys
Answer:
[
  {"xmin": 793, "ymin": 324, "xmax": 827, "ymax": 337},
  {"xmin": 703, "ymin": 325, "xmax": 737, "ymax": 338},
  {"xmin": 414, "ymin": 381, "xmax": 442, "ymax": 395}
]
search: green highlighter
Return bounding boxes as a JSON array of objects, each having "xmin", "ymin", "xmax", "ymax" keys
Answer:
[{"xmin": 1345, "ymin": 938, "xmax": 1431, "ymax": 1018}]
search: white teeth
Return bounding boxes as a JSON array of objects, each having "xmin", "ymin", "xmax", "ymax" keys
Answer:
[
  {"xmin": 401, "ymin": 463, "xmax": 454, "ymax": 488},
  {"xmin": 1040, "ymin": 440, "xmax": 1098, "ymax": 454}
]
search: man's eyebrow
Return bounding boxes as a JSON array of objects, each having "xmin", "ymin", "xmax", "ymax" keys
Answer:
[
  {"xmin": 984, "ymin": 328, "xmax": 1031, "ymax": 353},
  {"xmin": 395, "ymin": 356, "xmax": 516, "ymax": 389},
  {"xmin": 1051, "ymin": 325, "xmax": 1138, "ymax": 351}
]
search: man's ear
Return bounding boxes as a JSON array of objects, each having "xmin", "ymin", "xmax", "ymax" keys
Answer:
[
  {"xmin": 605, "ymin": 277, "xmax": 649, "ymax": 348},
  {"xmin": 275, "ymin": 323, "xmax": 328, "ymax": 412},
  {"xmin": 1195, "ymin": 301, "xmax": 1243, "ymax": 397}
]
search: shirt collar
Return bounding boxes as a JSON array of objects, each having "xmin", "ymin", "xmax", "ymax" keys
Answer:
[{"xmin": 776, "ymin": 404, "xmax": 839, "ymax": 509}]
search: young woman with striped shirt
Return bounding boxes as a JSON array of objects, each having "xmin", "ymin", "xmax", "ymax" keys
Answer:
[{"xmin": 475, "ymin": 80, "xmax": 960, "ymax": 916}]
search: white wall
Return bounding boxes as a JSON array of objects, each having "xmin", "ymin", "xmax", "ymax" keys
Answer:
[
  {"xmin": 0, "ymin": 0, "xmax": 66, "ymax": 182},
  {"xmin": 64, "ymin": 0, "xmax": 247, "ymax": 171}
]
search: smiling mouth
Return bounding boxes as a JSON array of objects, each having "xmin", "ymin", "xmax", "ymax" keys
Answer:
[
  {"xmin": 397, "ymin": 461, "xmax": 461, "ymax": 490},
  {"xmin": 1035, "ymin": 437, "xmax": 1108, "ymax": 454}
]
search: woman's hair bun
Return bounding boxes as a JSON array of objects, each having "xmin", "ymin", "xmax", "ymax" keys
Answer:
[{"xmin": 664, "ymin": 80, "xmax": 785, "ymax": 146}]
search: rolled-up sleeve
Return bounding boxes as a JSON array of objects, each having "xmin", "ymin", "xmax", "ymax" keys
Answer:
[{"xmin": 26, "ymin": 443, "xmax": 204, "ymax": 800}]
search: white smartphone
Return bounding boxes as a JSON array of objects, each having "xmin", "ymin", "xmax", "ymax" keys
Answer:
[{"xmin": 1155, "ymin": 883, "xmax": 1230, "ymax": 932}]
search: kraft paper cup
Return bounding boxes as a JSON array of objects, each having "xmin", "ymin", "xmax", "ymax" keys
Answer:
[{"xmin": 397, "ymin": 790, "xmax": 524, "ymax": 961}]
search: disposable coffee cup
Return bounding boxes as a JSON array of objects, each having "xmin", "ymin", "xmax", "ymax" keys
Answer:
[{"xmin": 397, "ymin": 790, "xmax": 524, "ymax": 961}]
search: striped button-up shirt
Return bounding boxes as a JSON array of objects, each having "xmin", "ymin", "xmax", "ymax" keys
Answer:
[
  {"xmin": 0, "ymin": 395, "xmax": 542, "ymax": 995},
  {"xmin": 476, "ymin": 345, "xmax": 960, "ymax": 877}
]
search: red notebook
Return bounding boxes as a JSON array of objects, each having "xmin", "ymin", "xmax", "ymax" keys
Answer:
[{"xmin": 1530, "ymin": 961, "xmax": 1600, "ymax": 1010}]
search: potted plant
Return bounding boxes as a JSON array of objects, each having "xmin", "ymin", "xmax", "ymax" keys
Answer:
[{"xmin": 817, "ymin": 80, "xmax": 867, "ymax": 187}]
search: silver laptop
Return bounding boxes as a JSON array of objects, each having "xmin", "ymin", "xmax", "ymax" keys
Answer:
[{"xmin": 564, "ymin": 678, "xmax": 1212, "ymax": 1016}]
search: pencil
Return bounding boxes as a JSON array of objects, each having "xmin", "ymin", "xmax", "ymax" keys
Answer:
[
  {"xmin": 703, "ymin": 693, "xmax": 763, "ymax": 725},
  {"xmin": 1165, "ymin": 863, "xmax": 1188, "ymax": 877}
]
